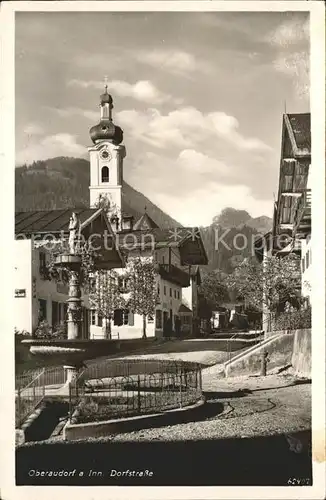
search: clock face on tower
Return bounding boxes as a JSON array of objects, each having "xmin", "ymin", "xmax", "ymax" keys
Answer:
[{"xmin": 100, "ymin": 149, "xmax": 111, "ymax": 161}]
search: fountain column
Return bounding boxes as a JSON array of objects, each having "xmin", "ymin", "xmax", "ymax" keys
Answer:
[
  {"xmin": 63, "ymin": 256, "xmax": 83, "ymax": 384},
  {"xmin": 63, "ymin": 212, "xmax": 83, "ymax": 384}
]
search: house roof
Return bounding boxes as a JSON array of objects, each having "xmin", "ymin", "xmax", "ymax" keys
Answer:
[
  {"xmin": 116, "ymin": 227, "xmax": 208, "ymax": 265},
  {"xmin": 15, "ymin": 208, "xmax": 125, "ymax": 269},
  {"xmin": 287, "ymin": 113, "xmax": 311, "ymax": 153},
  {"xmin": 179, "ymin": 303, "xmax": 192, "ymax": 313},
  {"xmin": 15, "ymin": 208, "xmax": 101, "ymax": 235},
  {"xmin": 133, "ymin": 212, "xmax": 159, "ymax": 231},
  {"xmin": 283, "ymin": 113, "xmax": 311, "ymax": 157}
]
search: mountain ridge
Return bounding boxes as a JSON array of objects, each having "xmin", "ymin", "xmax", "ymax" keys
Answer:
[{"xmin": 15, "ymin": 157, "xmax": 181, "ymax": 229}]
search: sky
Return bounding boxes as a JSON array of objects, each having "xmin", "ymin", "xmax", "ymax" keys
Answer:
[{"xmin": 15, "ymin": 11, "xmax": 310, "ymax": 226}]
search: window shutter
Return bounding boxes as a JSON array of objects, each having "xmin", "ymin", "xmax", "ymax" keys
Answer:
[
  {"xmin": 114, "ymin": 309, "xmax": 123, "ymax": 326},
  {"xmin": 128, "ymin": 311, "xmax": 134, "ymax": 326}
]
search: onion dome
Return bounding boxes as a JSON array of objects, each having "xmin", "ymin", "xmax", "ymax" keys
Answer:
[
  {"xmin": 89, "ymin": 86, "xmax": 123, "ymax": 145},
  {"xmin": 90, "ymin": 120, "xmax": 123, "ymax": 145},
  {"xmin": 100, "ymin": 89, "xmax": 113, "ymax": 106}
]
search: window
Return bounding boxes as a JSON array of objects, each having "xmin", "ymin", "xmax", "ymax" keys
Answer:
[
  {"xmin": 127, "ymin": 311, "xmax": 134, "ymax": 326},
  {"xmin": 39, "ymin": 252, "xmax": 47, "ymax": 277},
  {"xmin": 101, "ymin": 166, "xmax": 109, "ymax": 183},
  {"xmin": 91, "ymin": 310, "xmax": 96, "ymax": 326},
  {"xmin": 122, "ymin": 309, "xmax": 129, "ymax": 325},
  {"xmin": 156, "ymin": 310, "xmax": 162, "ymax": 329},
  {"xmin": 306, "ymin": 251, "xmax": 309, "ymax": 269},
  {"xmin": 177, "ymin": 291, "xmax": 180, "ymax": 300},
  {"xmin": 118, "ymin": 277, "xmax": 130, "ymax": 293},
  {"xmin": 157, "ymin": 283, "xmax": 160, "ymax": 295},
  {"xmin": 52, "ymin": 301, "xmax": 59, "ymax": 327},
  {"xmin": 174, "ymin": 289, "xmax": 177, "ymax": 299},
  {"xmin": 114, "ymin": 309, "xmax": 123, "ymax": 326},
  {"xmin": 164, "ymin": 285, "xmax": 166, "ymax": 295},
  {"xmin": 170, "ymin": 288, "xmax": 172, "ymax": 297},
  {"xmin": 162, "ymin": 256, "xmax": 165, "ymax": 264},
  {"xmin": 302, "ymin": 257, "xmax": 305, "ymax": 273},
  {"xmin": 114, "ymin": 309, "xmax": 133, "ymax": 326},
  {"xmin": 38, "ymin": 299, "xmax": 47, "ymax": 321},
  {"xmin": 98, "ymin": 313, "xmax": 103, "ymax": 327}
]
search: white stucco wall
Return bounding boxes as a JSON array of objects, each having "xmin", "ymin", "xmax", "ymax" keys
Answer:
[
  {"xmin": 301, "ymin": 236, "xmax": 312, "ymax": 300},
  {"xmin": 14, "ymin": 239, "xmax": 33, "ymax": 333},
  {"xmin": 89, "ymin": 142, "xmax": 125, "ymax": 212},
  {"xmin": 15, "ymin": 238, "xmax": 90, "ymax": 335}
]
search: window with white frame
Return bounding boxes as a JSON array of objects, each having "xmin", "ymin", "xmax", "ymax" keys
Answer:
[{"xmin": 91, "ymin": 310, "xmax": 96, "ymax": 326}]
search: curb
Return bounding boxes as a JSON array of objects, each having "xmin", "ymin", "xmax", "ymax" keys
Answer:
[
  {"xmin": 16, "ymin": 405, "xmax": 44, "ymax": 445},
  {"xmin": 63, "ymin": 398, "xmax": 206, "ymax": 441}
]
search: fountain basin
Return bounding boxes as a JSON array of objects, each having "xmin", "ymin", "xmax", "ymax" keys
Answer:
[{"xmin": 21, "ymin": 338, "xmax": 122, "ymax": 366}]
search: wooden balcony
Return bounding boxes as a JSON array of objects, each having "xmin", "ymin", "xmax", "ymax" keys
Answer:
[
  {"xmin": 293, "ymin": 189, "xmax": 311, "ymax": 238},
  {"xmin": 157, "ymin": 264, "xmax": 190, "ymax": 287}
]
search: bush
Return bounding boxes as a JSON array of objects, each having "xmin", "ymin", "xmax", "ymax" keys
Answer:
[
  {"xmin": 274, "ymin": 307, "xmax": 311, "ymax": 331},
  {"xmin": 33, "ymin": 320, "xmax": 67, "ymax": 339}
]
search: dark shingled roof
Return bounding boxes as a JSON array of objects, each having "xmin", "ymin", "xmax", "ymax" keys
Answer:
[
  {"xmin": 116, "ymin": 227, "xmax": 208, "ymax": 265},
  {"xmin": 179, "ymin": 304, "xmax": 192, "ymax": 313},
  {"xmin": 133, "ymin": 212, "xmax": 159, "ymax": 231},
  {"xmin": 287, "ymin": 113, "xmax": 311, "ymax": 153},
  {"xmin": 117, "ymin": 227, "xmax": 197, "ymax": 246},
  {"xmin": 15, "ymin": 208, "xmax": 100, "ymax": 234}
]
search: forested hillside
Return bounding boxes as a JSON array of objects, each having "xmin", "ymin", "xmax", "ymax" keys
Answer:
[
  {"xmin": 15, "ymin": 157, "xmax": 272, "ymax": 272},
  {"xmin": 15, "ymin": 157, "xmax": 181, "ymax": 229}
]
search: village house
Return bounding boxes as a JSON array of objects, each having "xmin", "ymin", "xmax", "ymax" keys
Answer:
[
  {"xmin": 254, "ymin": 112, "xmax": 311, "ymax": 329},
  {"xmin": 14, "ymin": 208, "xmax": 123, "ymax": 335}
]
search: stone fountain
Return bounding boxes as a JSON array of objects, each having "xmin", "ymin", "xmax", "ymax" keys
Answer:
[{"xmin": 22, "ymin": 211, "xmax": 128, "ymax": 388}]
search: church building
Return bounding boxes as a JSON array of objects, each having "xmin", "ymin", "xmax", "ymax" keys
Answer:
[{"xmin": 87, "ymin": 87, "xmax": 208, "ymax": 339}]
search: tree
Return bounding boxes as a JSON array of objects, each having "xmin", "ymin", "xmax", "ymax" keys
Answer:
[
  {"xmin": 127, "ymin": 256, "xmax": 157, "ymax": 338},
  {"xmin": 226, "ymin": 253, "xmax": 301, "ymax": 313},
  {"xmin": 198, "ymin": 270, "xmax": 230, "ymax": 313},
  {"xmin": 89, "ymin": 270, "xmax": 126, "ymax": 338}
]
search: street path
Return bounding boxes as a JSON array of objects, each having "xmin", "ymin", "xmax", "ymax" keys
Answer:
[
  {"xmin": 112, "ymin": 337, "xmax": 255, "ymax": 366},
  {"xmin": 106, "ymin": 372, "xmax": 311, "ymax": 442}
]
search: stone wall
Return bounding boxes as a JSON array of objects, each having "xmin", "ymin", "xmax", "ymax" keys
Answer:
[
  {"xmin": 225, "ymin": 329, "xmax": 312, "ymax": 378},
  {"xmin": 291, "ymin": 329, "xmax": 311, "ymax": 378},
  {"xmin": 225, "ymin": 333, "xmax": 294, "ymax": 377}
]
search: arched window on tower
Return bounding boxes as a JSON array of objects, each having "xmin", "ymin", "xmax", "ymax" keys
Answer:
[{"xmin": 101, "ymin": 166, "xmax": 109, "ymax": 183}]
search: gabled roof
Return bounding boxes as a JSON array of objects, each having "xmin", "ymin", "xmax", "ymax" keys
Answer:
[
  {"xmin": 133, "ymin": 212, "xmax": 159, "ymax": 231},
  {"xmin": 116, "ymin": 227, "xmax": 208, "ymax": 265},
  {"xmin": 179, "ymin": 303, "xmax": 192, "ymax": 314},
  {"xmin": 15, "ymin": 208, "xmax": 125, "ymax": 269},
  {"xmin": 283, "ymin": 113, "xmax": 311, "ymax": 157},
  {"xmin": 15, "ymin": 208, "xmax": 101, "ymax": 235}
]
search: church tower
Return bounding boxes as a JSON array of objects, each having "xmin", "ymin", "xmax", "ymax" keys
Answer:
[{"xmin": 88, "ymin": 87, "xmax": 126, "ymax": 217}]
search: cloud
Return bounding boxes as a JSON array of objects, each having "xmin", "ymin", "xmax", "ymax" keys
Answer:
[
  {"xmin": 68, "ymin": 79, "xmax": 172, "ymax": 104},
  {"xmin": 46, "ymin": 106, "xmax": 98, "ymax": 122},
  {"xmin": 177, "ymin": 149, "xmax": 228, "ymax": 175},
  {"xmin": 266, "ymin": 17, "xmax": 309, "ymax": 47},
  {"xmin": 126, "ymin": 148, "xmax": 273, "ymax": 227},
  {"xmin": 134, "ymin": 49, "xmax": 213, "ymax": 76},
  {"xmin": 273, "ymin": 51, "xmax": 309, "ymax": 99},
  {"xmin": 23, "ymin": 123, "xmax": 43, "ymax": 136},
  {"xmin": 265, "ymin": 16, "xmax": 309, "ymax": 100},
  {"xmin": 152, "ymin": 184, "xmax": 273, "ymax": 227},
  {"xmin": 16, "ymin": 133, "xmax": 86, "ymax": 165},
  {"xmin": 117, "ymin": 106, "xmax": 271, "ymax": 152}
]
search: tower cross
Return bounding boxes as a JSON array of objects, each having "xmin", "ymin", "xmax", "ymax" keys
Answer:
[{"xmin": 104, "ymin": 75, "xmax": 109, "ymax": 92}]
